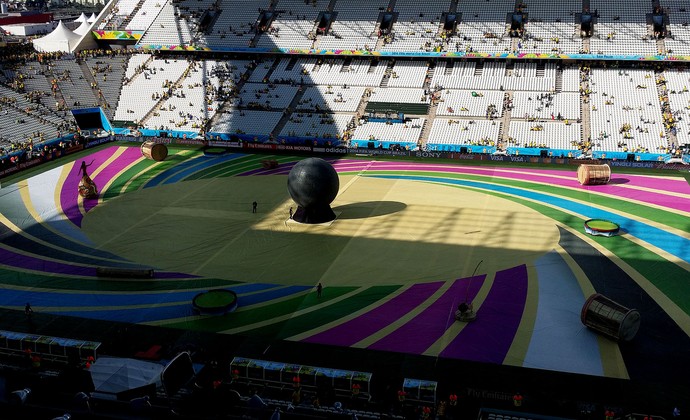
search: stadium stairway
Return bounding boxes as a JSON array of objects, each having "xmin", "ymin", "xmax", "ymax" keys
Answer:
[
  {"xmin": 355, "ymin": 88, "xmax": 371, "ymax": 116},
  {"xmin": 374, "ymin": 31, "xmax": 386, "ymax": 51},
  {"xmin": 419, "ymin": 62, "xmax": 438, "ymax": 145},
  {"xmin": 249, "ymin": 1, "xmax": 277, "ymax": 48},
  {"xmin": 270, "ymin": 87, "xmax": 307, "ymax": 139},
  {"xmin": 499, "ymin": 91, "xmax": 512, "ymax": 145},
  {"xmin": 40, "ymin": 66, "xmax": 68, "ymax": 114},
  {"xmin": 208, "ymin": 60, "xmax": 260, "ymax": 130},
  {"xmin": 474, "ymin": 61, "xmax": 484, "ymax": 77},
  {"xmin": 341, "ymin": 58, "xmax": 352, "ymax": 73},
  {"xmin": 140, "ymin": 61, "xmax": 196, "ymax": 126},
  {"xmin": 443, "ymin": 60, "xmax": 454, "ymax": 76},
  {"xmin": 123, "ymin": 55, "xmax": 156, "ymax": 87},
  {"xmin": 424, "ymin": 61, "xmax": 435, "ymax": 90},
  {"xmin": 580, "ymin": 67, "xmax": 591, "ymax": 145},
  {"xmin": 78, "ymin": 61, "xmax": 107, "ymax": 109},
  {"xmin": 379, "ymin": 61, "xmax": 395, "ymax": 87},
  {"xmin": 582, "ymin": 36, "xmax": 591, "ymax": 54},
  {"xmin": 555, "ymin": 67, "xmax": 563, "ymax": 93},
  {"xmin": 120, "ymin": 0, "xmax": 149, "ymax": 30},
  {"xmin": 261, "ymin": 57, "xmax": 282, "ymax": 84},
  {"xmin": 655, "ymin": 71, "xmax": 678, "ymax": 147},
  {"xmin": 285, "ymin": 57, "xmax": 299, "ymax": 72},
  {"xmin": 511, "ymin": 36, "xmax": 519, "ymax": 53},
  {"xmin": 418, "ymin": 103, "xmax": 437, "ymax": 146},
  {"xmin": 657, "ymin": 36, "xmax": 666, "ymax": 55}
]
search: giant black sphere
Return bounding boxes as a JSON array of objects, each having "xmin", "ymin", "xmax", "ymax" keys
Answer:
[{"xmin": 287, "ymin": 158, "xmax": 339, "ymax": 223}]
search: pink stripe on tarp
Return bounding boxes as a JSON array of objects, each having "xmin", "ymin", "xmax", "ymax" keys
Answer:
[
  {"xmin": 302, "ymin": 281, "xmax": 444, "ymax": 347},
  {"xmin": 359, "ymin": 162, "xmax": 690, "ymax": 213},
  {"xmin": 367, "ymin": 275, "xmax": 485, "ymax": 354},
  {"xmin": 60, "ymin": 147, "xmax": 119, "ymax": 227},
  {"xmin": 330, "ymin": 161, "xmax": 373, "ymax": 171},
  {"xmin": 439, "ymin": 264, "xmax": 529, "ymax": 363},
  {"xmin": 83, "ymin": 147, "xmax": 142, "ymax": 214},
  {"xmin": 492, "ymin": 167, "xmax": 690, "ymax": 195},
  {"xmin": 362, "ymin": 160, "xmax": 689, "ymax": 193},
  {"xmin": 256, "ymin": 162, "xmax": 297, "ymax": 176}
]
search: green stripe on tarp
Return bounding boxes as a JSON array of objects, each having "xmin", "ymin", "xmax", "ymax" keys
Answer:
[
  {"xmin": 0, "ymin": 268, "xmax": 239, "ymax": 292},
  {"xmin": 162, "ymin": 286, "xmax": 362, "ymax": 333},
  {"xmin": 242, "ymin": 285, "xmax": 402, "ymax": 339}
]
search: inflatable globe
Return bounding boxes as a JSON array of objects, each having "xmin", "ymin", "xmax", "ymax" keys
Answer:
[{"xmin": 287, "ymin": 158, "xmax": 339, "ymax": 223}]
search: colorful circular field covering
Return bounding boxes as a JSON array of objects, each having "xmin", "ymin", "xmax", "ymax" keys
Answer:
[
  {"xmin": 193, "ymin": 289, "xmax": 238, "ymax": 315},
  {"xmin": 1, "ymin": 144, "xmax": 689, "ymax": 383},
  {"xmin": 584, "ymin": 219, "xmax": 621, "ymax": 237},
  {"xmin": 585, "ymin": 220, "xmax": 620, "ymax": 231}
]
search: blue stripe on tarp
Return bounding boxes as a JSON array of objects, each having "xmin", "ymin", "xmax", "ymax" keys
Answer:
[{"xmin": 144, "ymin": 154, "xmax": 244, "ymax": 188}]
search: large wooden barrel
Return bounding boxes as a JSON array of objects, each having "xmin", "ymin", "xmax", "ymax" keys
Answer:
[
  {"xmin": 141, "ymin": 141, "xmax": 168, "ymax": 162},
  {"xmin": 577, "ymin": 164, "xmax": 611, "ymax": 185},
  {"xmin": 581, "ymin": 293, "xmax": 640, "ymax": 341}
]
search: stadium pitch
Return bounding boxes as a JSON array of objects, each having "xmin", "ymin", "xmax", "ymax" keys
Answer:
[{"xmin": 1, "ymin": 143, "xmax": 690, "ymax": 387}]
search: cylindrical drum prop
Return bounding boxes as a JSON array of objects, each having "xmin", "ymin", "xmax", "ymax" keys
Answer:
[
  {"xmin": 141, "ymin": 141, "xmax": 168, "ymax": 162},
  {"xmin": 577, "ymin": 164, "xmax": 611, "ymax": 185},
  {"xmin": 581, "ymin": 293, "xmax": 640, "ymax": 341}
]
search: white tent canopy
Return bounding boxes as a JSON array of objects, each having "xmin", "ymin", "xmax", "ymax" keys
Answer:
[
  {"xmin": 74, "ymin": 19, "xmax": 92, "ymax": 36},
  {"xmin": 74, "ymin": 12, "xmax": 88, "ymax": 23},
  {"xmin": 32, "ymin": 20, "xmax": 86, "ymax": 53},
  {"xmin": 87, "ymin": 13, "xmax": 97, "ymax": 24},
  {"xmin": 90, "ymin": 357, "xmax": 163, "ymax": 396}
]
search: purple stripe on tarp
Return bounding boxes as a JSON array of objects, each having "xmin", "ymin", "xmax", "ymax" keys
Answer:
[
  {"xmin": 0, "ymin": 243, "xmax": 194, "ymax": 278},
  {"xmin": 153, "ymin": 271, "xmax": 198, "ymax": 279},
  {"xmin": 271, "ymin": 159, "xmax": 371, "ymax": 176},
  {"xmin": 83, "ymin": 147, "xmax": 142, "ymax": 213},
  {"xmin": 59, "ymin": 147, "xmax": 120, "ymax": 228},
  {"xmin": 239, "ymin": 159, "xmax": 369, "ymax": 177},
  {"xmin": 256, "ymin": 161, "xmax": 298, "ymax": 176},
  {"xmin": 439, "ymin": 264, "xmax": 529, "ymax": 363},
  {"xmin": 241, "ymin": 158, "xmax": 346, "ymax": 176},
  {"xmin": 367, "ymin": 275, "xmax": 485, "ymax": 354},
  {"xmin": 239, "ymin": 161, "xmax": 296, "ymax": 176},
  {"xmin": 0, "ymin": 244, "xmax": 96, "ymax": 276},
  {"xmin": 302, "ymin": 281, "xmax": 444, "ymax": 347},
  {"xmin": 361, "ymin": 162, "xmax": 690, "ymax": 213}
]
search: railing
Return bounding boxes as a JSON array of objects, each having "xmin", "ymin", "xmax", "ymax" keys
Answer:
[{"xmin": 0, "ymin": 329, "xmax": 101, "ymax": 365}]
